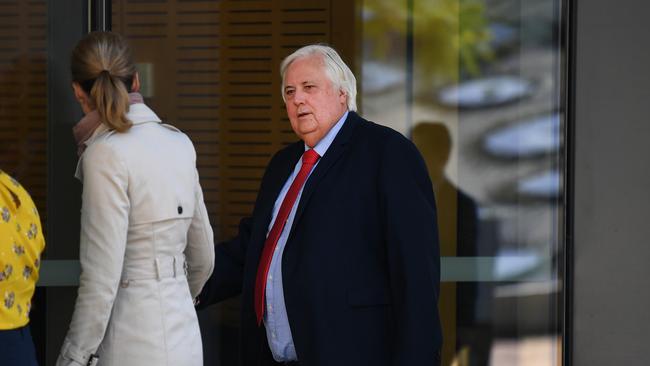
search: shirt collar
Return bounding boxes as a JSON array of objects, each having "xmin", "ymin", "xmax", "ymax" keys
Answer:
[{"xmin": 307, "ymin": 110, "xmax": 349, "ymax": 156}]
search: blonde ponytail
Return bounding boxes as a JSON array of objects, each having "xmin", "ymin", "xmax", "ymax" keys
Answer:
[
  {"xmin": 91, "ymin": 70, "xmax": 132, "ymax": 132},
  {"xmin": 71, "ymin": 32, "xmax": 137, "ymax": 132}
]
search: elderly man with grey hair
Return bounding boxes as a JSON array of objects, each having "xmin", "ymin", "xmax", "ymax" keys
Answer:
[{"xmin": 198, "ymin": 44, "xmax": 442, "ymax": 366}]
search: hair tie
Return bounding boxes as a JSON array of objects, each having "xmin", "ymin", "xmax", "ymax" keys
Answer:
[{"xmin": 100, "ymin": 69, "xmax": 111, "ymax": 76}]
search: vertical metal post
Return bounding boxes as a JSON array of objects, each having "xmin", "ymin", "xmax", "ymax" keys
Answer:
[
  {"xmin": 562, "ymin": 0, "xmax": 576, "ymax": 363},
  {"xmin": 89, "ymin": 0, "xmax": 111, "ymax": 32},
  {"xmin": 405, "ymin": 0, "xmax": 414, "ymax": 136}
]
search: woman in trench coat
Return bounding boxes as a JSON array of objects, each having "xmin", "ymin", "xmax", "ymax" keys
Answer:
[{"xmin": 56, "ymin": 32, "xmax": 215, "ymax": 366}]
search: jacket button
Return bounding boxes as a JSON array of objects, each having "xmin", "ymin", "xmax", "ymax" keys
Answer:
[{"xmin": 178, "ymin": 206, "xmax": 183, "ymax": 214}]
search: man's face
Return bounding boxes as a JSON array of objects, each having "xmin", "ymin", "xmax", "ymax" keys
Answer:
[{"xmin": 283, "ymin": 56, "xmax": 348, "ymax": 148}]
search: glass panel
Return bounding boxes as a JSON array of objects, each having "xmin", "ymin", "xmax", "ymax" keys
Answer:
[
  {"xmin": 362, "ymin": 0, "xmax": 564, "ymax": 365},
  {"xmin": 41, "ymin": 1, "xmax": 88, "ymax": 364}
]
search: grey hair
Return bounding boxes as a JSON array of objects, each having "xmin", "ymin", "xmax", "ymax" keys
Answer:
[{"xmin": 280, "ymin": 44, "xmax": 357, "ymax": 112}]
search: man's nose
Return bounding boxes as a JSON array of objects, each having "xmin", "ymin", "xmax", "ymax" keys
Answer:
[{"xmin": 293, "ymin": 89, "xmax": 305, "ymax": 104}]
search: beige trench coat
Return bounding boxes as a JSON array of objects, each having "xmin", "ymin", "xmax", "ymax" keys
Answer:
[{"xmin": 57, "ymin": 103, "xmax": 215, "ymax": 366}]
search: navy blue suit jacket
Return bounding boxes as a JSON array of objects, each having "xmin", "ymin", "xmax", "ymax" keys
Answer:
[{"xmin": 199, "ymin": 112, "xmax": 442, "ymax": 365}]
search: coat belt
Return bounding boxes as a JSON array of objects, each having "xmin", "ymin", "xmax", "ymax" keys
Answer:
[{"xmin": 120, "ymin": 254, "xmax": 187, "ymax": 285}]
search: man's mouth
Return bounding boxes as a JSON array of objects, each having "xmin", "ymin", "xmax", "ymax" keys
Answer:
[{"xmin": 298, "ymin": 111, "xmax": 311, "ymax": 118}]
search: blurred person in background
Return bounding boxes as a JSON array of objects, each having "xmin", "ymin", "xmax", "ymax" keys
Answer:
[{"xmin": 413, "ymin": 122, "xmax": 490, "ymax": 366}]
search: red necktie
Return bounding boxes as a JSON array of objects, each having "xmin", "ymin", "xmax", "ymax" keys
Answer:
[{"xmin": 254, "ymin": 149, "xmax": 321, "ymax": 325}]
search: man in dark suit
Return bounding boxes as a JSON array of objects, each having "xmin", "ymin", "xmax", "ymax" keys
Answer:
[{"xmin": 198, "ymin": 44, "xmax": 442, "ymax": 366}]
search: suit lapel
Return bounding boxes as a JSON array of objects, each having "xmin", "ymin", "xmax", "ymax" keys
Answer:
[{"xmin": 289, "ymin": 112, "xmax": 361, "ymax": 235}]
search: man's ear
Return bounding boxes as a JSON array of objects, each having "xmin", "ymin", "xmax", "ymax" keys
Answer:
[
  {"xmin": 339, "ymin": 88, "xmax": 347, "ymax": 104},
  {"xmin": 131, "ymin": 72, "xmax": 140, "ymax": 93}
]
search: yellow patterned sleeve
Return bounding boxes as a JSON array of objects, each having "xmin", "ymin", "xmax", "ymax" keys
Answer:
[{"xmin": 0, "ymin": 170, "xmax": 46, "ymax": 329}]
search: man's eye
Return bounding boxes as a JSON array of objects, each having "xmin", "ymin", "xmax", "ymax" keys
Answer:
[{"xmin": 285, "ymin": 89, "xmax": 295, "ymax": 96}]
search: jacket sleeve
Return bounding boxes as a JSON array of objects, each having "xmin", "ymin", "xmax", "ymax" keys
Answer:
[
  {"xmin": 196, "ymin": 216, "xmax": 252, "ymax": 309},
  {"xmin": 57, "ymin": 142, "xmax": 130, "ymax": 366},
  {"xmin": 184, "ymin": 169, "xmax": 215, "ymax": 297},
  {"xmin": 196, "ymin": 146, "xmax": 288, "ymax": 309},
  {"xmin": 380, "ymin": 133, "xmax": 442, "ymax": 365}
]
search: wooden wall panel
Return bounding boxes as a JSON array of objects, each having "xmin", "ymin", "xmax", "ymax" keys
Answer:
[{"xmin": 0, "ymin": 0, "xmax": 47, "ymax": 224}]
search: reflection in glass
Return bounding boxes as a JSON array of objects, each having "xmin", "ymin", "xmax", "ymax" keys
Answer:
[
  {"xmin": 362, "ymin": 0, "xmax": 563, "ymax": 365},
  {"xmin": 483, "ymin": 113, "xmax": 560, "ymax": 158},
  {"xmin": 517, "ymin": 170, "xmax": 560, "ymax": 199},
  {"xmin": 437, "ymin": 76, "xmax": 535, "ymax": 109},
  {"xmin": 413, "ymin": 122, "xmax": 491, "ymax": 366}
]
